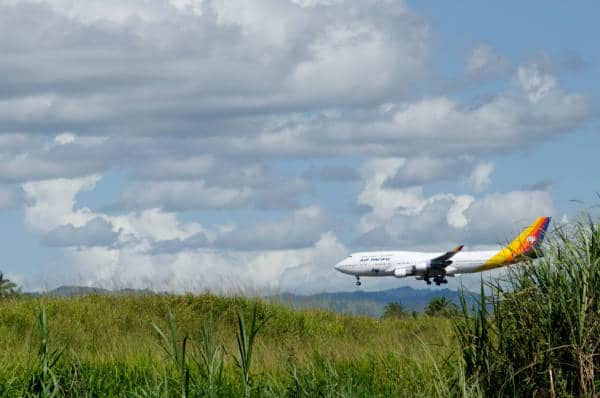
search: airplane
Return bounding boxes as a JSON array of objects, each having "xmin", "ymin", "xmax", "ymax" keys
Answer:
[{"xmin": 334, "ymin": 216, "xmax": 551, "ymax": 286}]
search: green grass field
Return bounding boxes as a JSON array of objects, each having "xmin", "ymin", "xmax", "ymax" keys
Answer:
[{"xmin": 0, "ymin": 294, "xmax": 455, "ymax": 397}]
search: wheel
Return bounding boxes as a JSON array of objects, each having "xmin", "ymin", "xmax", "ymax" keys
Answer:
[
  {"xmin": 426, "ymin": 280, "xmax": 431, "ymax": 285},
  {"xmin": 356, "ymin": 281, "xmax": 362, "ymax": 286}
]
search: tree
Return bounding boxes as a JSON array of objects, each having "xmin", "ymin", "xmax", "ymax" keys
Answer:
[
  {"xmin": 382, "ymin": 302, "xmax": 408, "ymax": 319},
  {"xmin": 425, "ymin": 296, "xmax": 457, "ymax": 317},
  {"xmin": 0, "ymin": 272, "xmax": 19, "ymax": 298}
]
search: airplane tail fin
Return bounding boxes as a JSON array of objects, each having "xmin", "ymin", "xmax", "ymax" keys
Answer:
[{"xmin": 482, "ymin": 216, "xmax": 551, "ymax": 269}]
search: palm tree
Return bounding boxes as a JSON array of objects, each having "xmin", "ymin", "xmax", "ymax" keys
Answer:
[
  {"xmin": 382, "ymin": 302, "xmax": 408, "ymax": 319},
  {"xmin": 425, "ymin": 296, "xmax": 457, "ymax": 317},
  {"xmin": 0, "ymin": 272, "xmax": 18, "ymax": 297}
]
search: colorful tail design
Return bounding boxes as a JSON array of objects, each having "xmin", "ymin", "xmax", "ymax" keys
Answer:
[{"xmin": 479, "ymin": 216, "xmax": 551, "ymax": 270}]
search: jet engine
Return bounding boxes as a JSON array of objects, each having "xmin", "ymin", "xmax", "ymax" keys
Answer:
[
  {"xmin": 414, "ymin": 262, "xmax": 429, "ymax": 273},
  {"xmin": 393, "ymin": 268, "xmax": 408, "ymax": 278}
]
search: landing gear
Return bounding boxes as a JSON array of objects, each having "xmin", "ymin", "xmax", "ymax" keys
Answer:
[
  {"xmin": 355, "ymin": 275, "xmax": 362, "ymax": 286},
  {"xmin": 424, "ymin": 274, "xmax": 447, "ymax": 286},
  {"xmin": 433, "ymin": 276, "xmax": 448, "ymax": 286}
]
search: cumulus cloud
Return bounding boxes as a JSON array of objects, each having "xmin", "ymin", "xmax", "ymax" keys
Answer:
[
  {"xmin": 468, "ymin": 162, "xmax": 494, "ymax": 191},
  {"xmin": 213, "ymin": 206, "xmax": 327, "ymax": 250},
  {"xmin": 42, "ymin": 217, "xmax": 120, "ymax": 247},
  {"xmin": 357, "ymin": 190, "xmax": 554, "ymax": 250},
  {"xmin": 384, "ymin": 156, "xmax": 470, "ymax": 188},
  {"xmin": 22, "ymin": 175, "xmax": 100, "ymax": 232},
  {"xmin": 19, "ymin": 174, "xmax": 342, "ymax": 293},
  {"xmin": 152, "ymin": 206, "xmax": 329, "ymax": 252},
  {"xmin": 355, "ymin": 157, "xmax": 553, "ymax": 250}
]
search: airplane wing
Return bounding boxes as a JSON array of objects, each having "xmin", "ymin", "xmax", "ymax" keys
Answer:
[{"xmin": 429, "ymin": 245, "xmax": 463, "ymax": 268}]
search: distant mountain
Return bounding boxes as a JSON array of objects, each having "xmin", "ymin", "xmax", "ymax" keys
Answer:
[
  {"xmin": 47, "ymin": 285, "xmax": 110, "ymax": 297},
  {"xmin": 275, "ymin": 287, "xmax": 473, "ymax": 317},
  {"xmin": 29, "ymin": 285, "xmax": 473, "ymax": 318},
  {"xmin": 33, "ymin": 285, "xmax": 158, "ymax": 298}
]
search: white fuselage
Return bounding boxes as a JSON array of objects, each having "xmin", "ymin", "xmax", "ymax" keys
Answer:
[{"xmin": 334, "ymin": 249, "xmax": 499, "ymax": 279}]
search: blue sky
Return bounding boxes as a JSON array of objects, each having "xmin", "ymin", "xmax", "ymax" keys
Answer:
[{"xmin": 0, "ymin": 0, "xmax": 597, "ymax": 293}]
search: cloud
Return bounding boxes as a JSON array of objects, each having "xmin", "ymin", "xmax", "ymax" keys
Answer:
[
  {"xmin": 355, "ymin": 157, "xmax": 553, "ymax": 250},
  {"xmin": 0, "ymin": 0, "xmax": 429, "ymax": 135},
  {"xmin": 384, "ymin": 156, "xmax": 470, "ymax": 188},
  {"xmin": 152, "ymin": 206, "xmax": 329, "ymax": 252},
  {"xmin": 466, "ymin": 43, "xmax": 511, "ymax": 78},
  {"xmin": 119, "ymin": 180, "xmax": 253, "ymax": 211},
  {"xmin": 213, "ymin": 206, "xmax": 327, "ymax": 250},
  {"xmin": 42, "ymin": 217, "xmax": 120, "ymax": 247},
  {"xmin": 19, "ymin": 175, "xmax": 342, "ymax": 293},
  {"xmin": 22, "ymin": 175, "xmax": 100, "ymax": 232},
  {"xmin": 0, "ymin": 135, "xmax": 110, "ymax": 182},
  {"xmin": 53, "ymin": 231, "xmax": 349, "ymax": 294},
  {"xmin": 468, "ymin": 162, "xmax": 494, "ymax": 191},
  {"xmin": 358, "ymin": 190, "xmax": 554, "ymax": 250},
  {"xmin": 303, "ymin": 165, "xmax": 359, "ymax": 182},
  {"xmin": 151, "ymin": 232, "xmax": 211, "ymax": 254},
  {"xmin": 357, "ymin": 158, "xmax": 425, "ymax": 233},
  {"xmin": 518, "ymin": 64, "xmax": 559, "ymax": 104},
  {"xmin": 522, "ymin": 179, "xmax": 553, "ymax": 191},
  {"xmin": 0, "ymin": 1, "xmax": 584, "ymax": 169}
]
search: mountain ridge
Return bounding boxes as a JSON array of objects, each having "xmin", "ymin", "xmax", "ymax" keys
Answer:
[{"xmin": 28, "ymin": 285, "xmax": 470, "ymax": 317}]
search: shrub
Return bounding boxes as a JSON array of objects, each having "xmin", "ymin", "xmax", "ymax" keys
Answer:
[{"xmin": 382, "ymin": 302, "xmax": 408, "ymax": 319}]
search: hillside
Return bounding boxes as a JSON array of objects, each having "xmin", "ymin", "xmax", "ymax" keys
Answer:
[
  {"xmin": 37, "ymin": 285, "xmax": 467, "ymax": 317},
  {"xmin": 0, "ymin": 293, "xmax": 454, "ymax": 396},
  {"xmin": 277, "ymin": 286, "xmax": 466, "ymax": 316}
]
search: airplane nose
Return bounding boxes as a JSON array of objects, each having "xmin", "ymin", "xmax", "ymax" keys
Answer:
[{"xmin": 334, "ymin": 261, "xmax": 345, "ymax": 271}]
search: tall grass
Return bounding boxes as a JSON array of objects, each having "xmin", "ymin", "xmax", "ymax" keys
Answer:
[
  {"xmin": 0, "ymin": 294, "xmax": 455, "ymax": 396},
  {"xmin": 195, "ymin": 316, "xmax": 224, "ymax": 397},
  {"xmin": 152, "ymin": 307, "xmax": 190, "ymax": 397},
  {"xmin": 234, "ymin": 305, "xmax": 270, "ymax": 397},
  {"xmin": 454, "ymin": 216, "xmax": 600, "ymax": 396},
  {"xmin": 27, "ymin": 306, "xmax": 64, "ymax": 397}
]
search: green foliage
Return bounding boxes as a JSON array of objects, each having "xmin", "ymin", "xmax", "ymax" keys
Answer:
[
  {"xmin": 152, "ymin": 306, "xmax": 190, "ymax": 397},
  {"xmin": 382, "ymin": 302, "xmax": 408, "ymax": 319},
  {"xmin": 0, "ymin": 272, "xmax": 19, "ymax": 298},
  {"xmin": 234, "ymin": 304, "xmax": 270, "ymax": 397},
  {"xmin": 0, "ymin": 294, "xmax": 453, "ymax": 396},
  {"xmin": 425, "ymin": 296, "xmax": 458, "ymax": 317},
  {"xmin": 27, "ymin": 306, "xmax": 65, "ymax": 397},
  {"xmin": 194, "ymin": 317, "xmax": 224, "ymax": 397},
  {"xmin": 454, "ymin": 216, "xmax": 600, "ymax": 397}
]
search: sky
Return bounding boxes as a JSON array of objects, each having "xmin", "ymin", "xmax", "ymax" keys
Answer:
[{"xmin": 0, "ymin": 0, "xmax": 598, "ymax": 294}]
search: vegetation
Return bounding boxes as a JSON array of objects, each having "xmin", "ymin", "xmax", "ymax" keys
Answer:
[
  {"xmin": 425, "ymin": 296, "xmax": 458, "ymax": 317},
  {"xmin": 381, "ymin": 302, "xmax": 408, "ymax": 319},
  {"xmin": 454, "ymin": 216, "xmax": 600, "ymax": 396},
  {"xmin": 0, "ymin": 272, "xmax": 19, "ymax": 298},
  {"xmin": 0, "ymin": 293, "xmax": 454, "ymax": 396}
]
